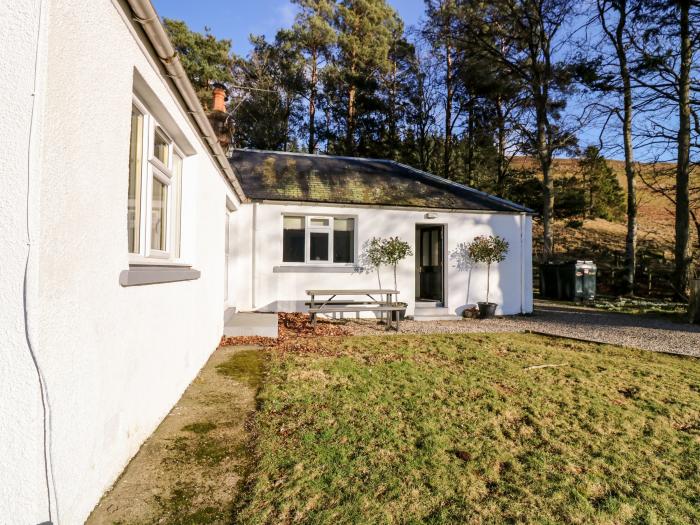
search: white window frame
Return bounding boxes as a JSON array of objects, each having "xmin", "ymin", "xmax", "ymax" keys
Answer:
[
  {"xmin": 129, "ymin": 96, "xmax": 183, "ymax": 262},
  {"xmin": 281, "ymin": 214, "xmax": 357, "ymax": 265}
]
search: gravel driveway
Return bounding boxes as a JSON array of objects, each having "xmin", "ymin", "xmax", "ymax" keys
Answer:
[{"xmin": 345, "ymin": 301, "xmax": 700, "ymax": 358}]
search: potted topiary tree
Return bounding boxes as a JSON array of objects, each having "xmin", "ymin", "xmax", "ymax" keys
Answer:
[
  {"xmin": 466, "ymin": 235, "xmax": 509, "ymax": 319},
  {"xmin": 364, "ymin": 237, "xmax": 386, "ymax": 289},
  {"xmin": 380, "ymin": 236, "xmax": 413, "ymax": 320}
]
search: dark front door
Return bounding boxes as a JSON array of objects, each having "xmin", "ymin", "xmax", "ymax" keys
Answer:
[{"xmin": 417, "ymin": 226, "xmax": 443, "ymax": 302}]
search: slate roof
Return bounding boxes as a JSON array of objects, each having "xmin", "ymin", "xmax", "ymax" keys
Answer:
[{"xmin": 229, "ymin": 149, "xmax": 532, "ymax": 213}]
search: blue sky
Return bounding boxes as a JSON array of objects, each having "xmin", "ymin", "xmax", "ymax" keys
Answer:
[
  {"xmin": 152, "ymin": 0, "xmax": 425, "ymax": 56},
  {"xmin": 151, "ymin": 0, "xmax": 650, "ymax": 161}
]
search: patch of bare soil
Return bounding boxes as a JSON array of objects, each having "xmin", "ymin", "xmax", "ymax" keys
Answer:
[{"xmin": 86, "ymin": 345, "xmax": 265, "ymax": 525}]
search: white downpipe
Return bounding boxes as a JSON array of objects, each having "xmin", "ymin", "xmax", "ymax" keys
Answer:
[
  {"xmin": 252, "ymin": 203, "xmax": 258, "ymax": 310},
  {"xmin": 520, "ymin": 213, "xmax": 525, "ymax": 314}
]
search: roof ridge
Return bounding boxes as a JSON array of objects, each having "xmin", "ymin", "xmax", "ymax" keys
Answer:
[{"xmin": 232, "ymin": 147, "xmax": 397, "ymax": 165}]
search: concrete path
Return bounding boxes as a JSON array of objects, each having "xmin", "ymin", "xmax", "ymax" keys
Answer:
[
  {"xmin": 223, "ymin": 310, "xmax": 278, "ymax": 338},
  {"xmin": 349, "ymin": 302, "xmax": 700, "ymax": 358},
  {"xmin": 87, "ymin": 345, "xmax": 264, "ymax": 524}
]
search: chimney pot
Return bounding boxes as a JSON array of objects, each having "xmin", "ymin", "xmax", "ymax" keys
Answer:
[{"xmin": 212, "ymin": 83, "xmax": 227, "ymax": 113}]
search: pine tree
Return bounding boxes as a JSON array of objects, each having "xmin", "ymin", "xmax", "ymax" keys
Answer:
[
  {"xmin": 595, "ymin": 0, "xmax": 641, "ymax": 295},
  {"xmin": 578, "ymin": 146, "xmax": 624, "ymax": 221},
  {"xmin": 331, "ymin": 0, "xmax": 400, "ymax": 155},
  {"xmin": 634, "ymin": 0, "xmax": 699, "ymax": 296},
  {"xmin": 423, "ymin": 0, "xmax": 463, "ymax": 180},
  {"xmin": 450, "ymin": 0, "xmax": 582, "ymax": 261},
  {"xmin": 232, "ymin": 34, "xmax": 304, "ymax": 150},
  {"xmin": 289, "ymin": 0, "xmax": 336, "ymax": 153},
  {"xmin": 162, "ymin": 19, "xmax": 234, "ymax": 108}
]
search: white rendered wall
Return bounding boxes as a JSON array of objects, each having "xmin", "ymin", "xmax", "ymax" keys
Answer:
[
  {"xmin": 230, "ymin": 202, "xmax": 533, "ymax": 317},
  {"xmin": 1, "ymin": 0, "xmax": 237, "ymax": 522},
  {"xmin": 0, "ymin": 0, "xmax": 51, "ymax": 522}
]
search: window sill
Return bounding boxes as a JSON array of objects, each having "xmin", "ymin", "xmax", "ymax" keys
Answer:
[
  {"xmin": 273, "ymin": 265, "xmax": 361, "ymax": 274},
  {"xmin": 120, "ymin": 263, "xmax": 201, "ymax": 287}
]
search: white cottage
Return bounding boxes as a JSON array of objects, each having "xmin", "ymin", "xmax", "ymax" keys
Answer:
[
  {"xmin": 1, "ymin": 0, "xmax": 531, "ymax": 522},
  {"xmin": 2, "ymin": 0, "xmax": 242, "ymax": 522},
  {"xmin": 226, "ymin": 150, "xmax": 533, "ymax": 319}
]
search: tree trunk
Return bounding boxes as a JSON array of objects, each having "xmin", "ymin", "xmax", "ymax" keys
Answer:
[
  {"xmin": 675, "ymin": 0, "xmax": 692, "ymax": 297},
  {"xmin": 496, "ymin": 96, "xmax": 506, "ymax": 196},
  {"xmin": 389, "ymin": 57, "xmax": 398, "ymax": 159},
  {"xmin": 443, "ymin": 42, "xmax": 453, "ymax": 180},
  {"xmin": 308, "ymin": 48, "xmax": 318, "ymax": 154},
  {"xmin": 617, "ymin": 0, "xmax": 637, "ymax": 296},
  {"xmin": 283, "ymin": 94, "xmax": 291, "ymax": 152},
  {"xmin": 466, "ymin": 91, "xmax": 475, "ymax": 186},
  {"xmin": 535, "ymin": 92, "xmax": 554, "ymax": 261},
  {"xmin": 486, "ymin": 262, "xmax": 491, "ymax": 303},
  {"xmin": 346, "ymin": 84, "xmax": 356, "ymax": 154}
]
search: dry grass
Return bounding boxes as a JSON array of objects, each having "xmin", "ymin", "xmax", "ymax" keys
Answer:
[{"xmin": 235, "ymin": 333, "xmax": 700, "ymax": 524}]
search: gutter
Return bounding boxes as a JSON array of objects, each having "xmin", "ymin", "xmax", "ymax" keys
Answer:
[{"xmin": 125, "ymin": 0, "xmax": 246, "ymax": 202}]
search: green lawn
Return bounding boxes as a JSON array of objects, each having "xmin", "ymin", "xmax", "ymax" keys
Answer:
[{"xmin": 235, "ymin": 333, "xmax": 700, "ymax": 524}]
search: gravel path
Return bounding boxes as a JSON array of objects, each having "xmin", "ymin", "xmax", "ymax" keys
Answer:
[{"xmin": 344, "ymin": 301, "xmax": 700, "ymax": 358}]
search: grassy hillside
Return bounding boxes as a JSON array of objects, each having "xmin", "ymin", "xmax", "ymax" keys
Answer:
[{"xmin": 511, "ymin": 157, "xmax": 698, "ymax": 296}]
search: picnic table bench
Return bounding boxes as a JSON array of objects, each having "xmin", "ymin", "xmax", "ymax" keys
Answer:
[{"xmin": 306, "ymin": 289, "xmax": 404, "ymax": 330}]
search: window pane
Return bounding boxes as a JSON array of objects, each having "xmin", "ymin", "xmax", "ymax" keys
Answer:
[
  {"xmin": 151, "ymin": 177, "xmax": 168, "ymax": 251},
  {"xmin": 310, "ymin": 232, "xmax": 329, "ymax": 261},
  {"xmin": 128, "ymin": 107, "xmax": 143, "ymax": 253},
  {"xmin": 421, "ymin": 230, "xmax": 430, "ymax": 266},
  {"xmin": 283, "ymin": 216, "xmax": 304, "ymax": 262},
  {"xmin": 284, "ymin": 216, "xmax": 304, "ymax": 230},
  {"xmin": 154, "ymin": 127, "xmax": 170, "ymax": 166},
  {"xmin": 310, "ymin": 217, "xmax": 330, "ymax": 227},
  {"xmin": 172, "ymin": 153, "xmax": 183, "ymax": 258},
  {"xmin": 333, "ymin": 218, "xmax": 354, "ymax": 263}
]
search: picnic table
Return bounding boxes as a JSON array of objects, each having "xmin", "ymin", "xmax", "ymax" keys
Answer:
[{"xmin": 306, "ymin": 289, "xmax": 404, "ymax": 330}]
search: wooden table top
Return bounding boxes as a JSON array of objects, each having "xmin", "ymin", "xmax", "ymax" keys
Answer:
[{"xmin": 306, "ymin": 289, "xmax": 399, "ymax": 296}]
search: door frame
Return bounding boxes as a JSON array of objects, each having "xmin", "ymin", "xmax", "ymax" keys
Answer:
[{"xmin": 415, "ymin": 223, "xmax": 447, "ymax": 306}]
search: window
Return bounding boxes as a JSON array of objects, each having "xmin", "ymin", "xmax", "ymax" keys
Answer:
[
  {"xmin": 282, "ymin": 215, "xmax": 355, "ymax": 264},
  {"xmin": 283, "ymin": 216, "xmax": 305, "ymax": 262},
  {"xmin": 333, "ymin": 218, "xmax": 354, "ymax": 263},
  {"xmin": 308, "ymin": 217, "xmax": 331, "ymax": 262},
  {"xmin": 153, "ymin": 127, "xmax": 170, "ymax": 166},
  {"xmin": 172, "ymin": 152, "xmax": 183, "ymax": 259},
  {"xmin": 127, "ymin": 98, "xmax": 183, "ymax": 259},
  {"xmin": 151, "ymin": 176, "xmax": 168, "ymax": 251},
  {"xmin": 127, "ymin": 107, "xmax": 144, "ymax": 254}
]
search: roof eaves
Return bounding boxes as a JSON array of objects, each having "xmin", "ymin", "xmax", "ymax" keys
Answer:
[
  {"xmin": 248, "ymin": 196, "xmax": 528, "ymax": 213},
  {"xmin": 125, "ymin": 0, "xmax": 247, "ymax": 202}
]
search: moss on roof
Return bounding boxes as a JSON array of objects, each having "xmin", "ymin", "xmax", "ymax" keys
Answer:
[{"xmin": 229, "ymin": 149, "xmax": 530, "ymax": 212}]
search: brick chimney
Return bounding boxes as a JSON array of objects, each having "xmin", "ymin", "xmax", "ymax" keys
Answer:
[
  {"xmin": 211, "ymin": 83, "xmax": 227, "ymax": 113},
  {"xmin": 207, "ymin": 83, "xmax": 232, "ymax": 151}
]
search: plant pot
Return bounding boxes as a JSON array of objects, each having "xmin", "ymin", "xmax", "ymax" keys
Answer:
[
  {"xmin": 392, "ymin": 303, "xmax": 408, "ymax": 322},
  {"xmin": 477, "ymin": 302, "xmax": 497, "ymax": 319}
]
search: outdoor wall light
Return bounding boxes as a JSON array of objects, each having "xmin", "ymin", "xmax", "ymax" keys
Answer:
[{"xmin": 425, "ymin": 212, "xmax": 438, "ymax": 219}]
